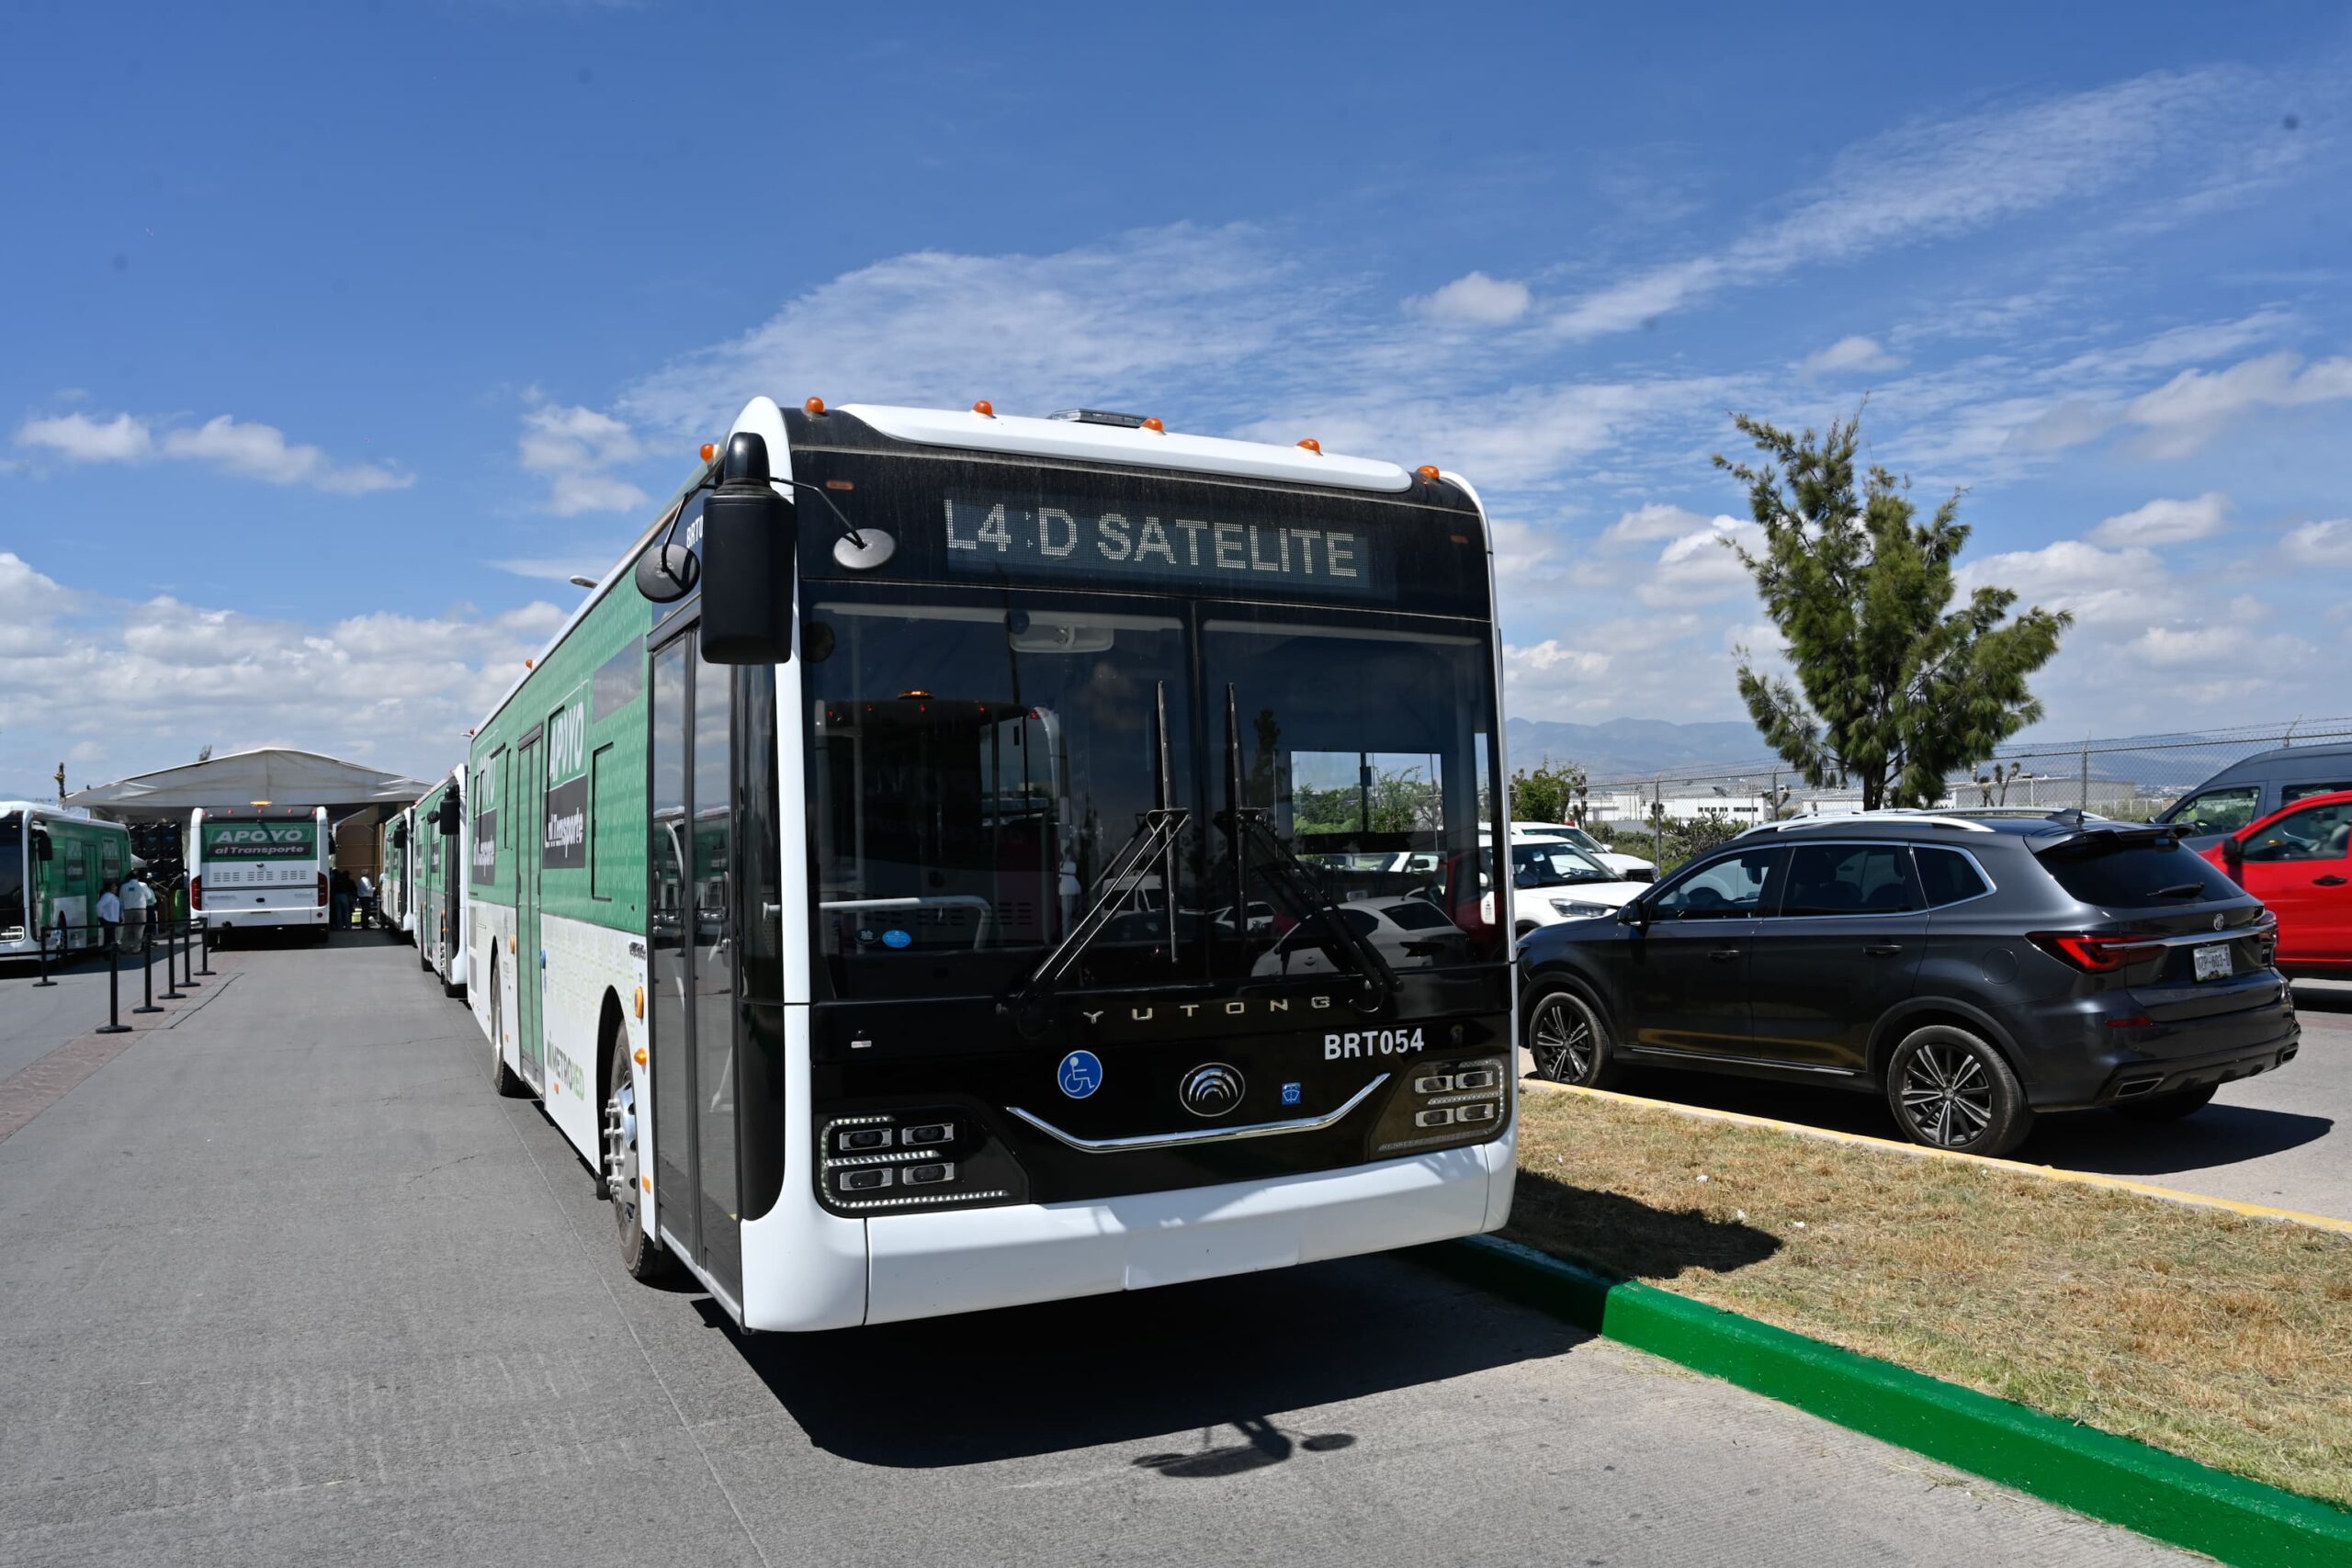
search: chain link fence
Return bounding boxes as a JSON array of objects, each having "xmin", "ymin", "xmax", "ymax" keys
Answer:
[{"xmin": 1565, "ymin": 717, "xmax": 2352, "ymax": 840}]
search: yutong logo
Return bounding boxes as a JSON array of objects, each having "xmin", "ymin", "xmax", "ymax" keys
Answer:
[
  {"xmin": 1079, "ymin": 995, "xmax": 1335, "ymax": 1027},
  {"xmin": 1179, "ymin": 1064, "xmax": 1245, "ymax": 1118}
]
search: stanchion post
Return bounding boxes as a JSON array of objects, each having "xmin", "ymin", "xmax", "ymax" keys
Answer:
[
  {"xmin": 196, "ymin": 917, "xmax": 215, "ymax": 977},
  {"xmin": 96, "ymin": 924, "xmax": 131, "ymax": 1034},
  {"xmin": 133, "ymin": 915, "xmax": 163, "ymax": 1014},
  {"xmin": 160, "ymin": 912, "xmax": 185, "ymax": 1001},
  {"xmin": 180, "ymin": 913, "xmax": 201, "ymax": 988},
  {"xmin": 33, "ymin": 920, "xmax": 56, "ymax": 987}
]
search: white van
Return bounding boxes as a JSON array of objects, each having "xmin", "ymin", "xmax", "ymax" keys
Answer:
[{"xmin": 188, "ymin": 806, "xmax": 330, "ymax": 943}]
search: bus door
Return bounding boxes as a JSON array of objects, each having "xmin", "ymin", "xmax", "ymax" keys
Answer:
[
  {"xmin": 648, "ymin": 626, "xmax": 741, "ymax": 1303},
  {"xmin": 516, "ymin": 731, "xmax": 547, "ymax": 1089}
]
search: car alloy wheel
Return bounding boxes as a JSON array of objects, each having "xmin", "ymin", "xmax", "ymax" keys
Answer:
[
  {"xmin": 1529, "ymin": 991, "xmax": 1600, "ymax": 1085},
  {"xmin": 1897, "ymin": 1040, "xmax": 1995, "ymax": 1148}
]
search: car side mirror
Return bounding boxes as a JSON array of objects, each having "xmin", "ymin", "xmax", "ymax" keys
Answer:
[{"xmin": 1617, "ymin": 902, "xmax": 1647, "ymax": 929}]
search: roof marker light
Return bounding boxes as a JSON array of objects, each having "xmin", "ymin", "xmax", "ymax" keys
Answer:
[
  {"xmin": 1297, "ymin": 438, "xmax": 1322, "ymax": 453},
  {"xmin": 699, "ymin": 443, "xmax": 718, "ymax": 463},
  {"xmin": 1141, "ymin": 417, "xmax": 1165, "ymax": 433},
  {"xmin": 973, "ymin": 400, "xmax": 996, "ymax": 417},
  {"xmin": 805, "ymin": 396, "xmax": 827, "ymax": 415},
  {"xmin": 1417, "ymin": 465, "xmax": 1442, "ymax": 481}
]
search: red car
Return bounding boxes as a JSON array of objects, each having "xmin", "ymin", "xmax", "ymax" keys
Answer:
[{"xmin": 2204, "ymin": 788, "xmax": 2352, "ymax": 978}]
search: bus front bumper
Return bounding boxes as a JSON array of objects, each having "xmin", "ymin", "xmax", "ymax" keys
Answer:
[{"xmin": 859, "ymin": 1136, "xmax": 1514, "ymax": 1327}]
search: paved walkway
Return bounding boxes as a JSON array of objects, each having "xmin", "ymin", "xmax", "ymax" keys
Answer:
[{"xmin": 0, "ymin": 942, "xmax": 2192, "ymax": 1566}]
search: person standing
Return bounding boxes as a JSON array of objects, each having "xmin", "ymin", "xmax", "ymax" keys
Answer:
[
  {"xmin": 119, "ymin": 871, "xmax": 153, "ymax": 953},
  {"xmin": 330, "ymin": 869, "xmax": 353, "ymax": 931},
  {"xmin": 356, "ymin": 870, "xmax": 376, "ymax": 930},
  {"xmin": 96, "ymin": 881, "xmax": 123, "ymax": 951}
]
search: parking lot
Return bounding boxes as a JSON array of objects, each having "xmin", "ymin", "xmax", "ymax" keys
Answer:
[{"xmin": 0, "ymin": 940, "xmax": 2208, "ymax": 1566}]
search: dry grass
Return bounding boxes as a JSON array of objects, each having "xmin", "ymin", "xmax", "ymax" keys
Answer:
[{"xmin": 1507, "ymin": 1086, "xmax": 2352, "ymax": 1507}]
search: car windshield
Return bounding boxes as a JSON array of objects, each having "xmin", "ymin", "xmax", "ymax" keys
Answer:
[
  {"xmin": 805, "ymin": 590, "xmax": 1504, "ymax": 998},
  {"xmin": 1512, "ymin": 841, "xmax": 1615, "ymax": 887}
]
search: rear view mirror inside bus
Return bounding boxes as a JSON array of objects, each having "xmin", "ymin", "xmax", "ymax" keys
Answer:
[{"xmin": 700, "ymin": 432, "xmax": 797, "ymax": 665}]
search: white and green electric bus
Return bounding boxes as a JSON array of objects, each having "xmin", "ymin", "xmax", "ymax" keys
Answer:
[
  {"xmin": 378, "ymin": 803, "xmax": 416, "ymax": 942},
  {"xmin": 0, "ymin": 803, "xmax": 133, "ymax": 959},
  {"xmin": 454, "ymin": 397, "xmax": 1514, "ymax": 1330},
  {"xmin": 188, "ymin": 806, "xmax": 330, "ymax": 943},
  {"xmin": 414, "ymin": 771, "xmax": 467, "ymax": 995}
]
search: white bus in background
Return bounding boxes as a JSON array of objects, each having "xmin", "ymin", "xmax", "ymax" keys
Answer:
[{"xmin": 188, "ymin": 806, "xmax": 331, "ymax": 944}]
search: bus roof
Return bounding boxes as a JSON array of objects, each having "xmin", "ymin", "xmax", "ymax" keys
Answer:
[{"xmin": 841, "ymin": 404, "xmax": 1414, "ymax": 493}]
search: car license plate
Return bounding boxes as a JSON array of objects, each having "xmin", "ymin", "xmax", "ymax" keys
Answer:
[{"xmin": 2193, "ymin": 942, "xmax": 2232, "ymax": 981}]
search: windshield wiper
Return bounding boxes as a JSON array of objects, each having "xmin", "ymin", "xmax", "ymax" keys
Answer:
[
  {"xmin": 1003, "ymin": 682, "xmax": 1187, "ymax": 1030},
  {"xmin": 1217, "ymin": 683, "xmax": 1398, "ymax": 1010},
  {"xmin": 2150, "ymin": 882, "xmax": 2210, "ymax": 900}
]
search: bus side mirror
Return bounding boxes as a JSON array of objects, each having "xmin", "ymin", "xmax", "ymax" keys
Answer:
[
  {"xmin": 31, "ymin": 833, "xmax": 51, "ymax": 863},
  {"xmin": 699, "ymin": 432, "xmax": 796, "ymax": 665},
  {"xmin": 634, "ymin": 539, "xmax": 700, "ymax": 604},
  {"xmin": 436, "ymin": 798, "xmax": 462, "ymax": 836},
  {"xmin": 391, "ymin": 823, "xmax": 408, "ymax": 850}
]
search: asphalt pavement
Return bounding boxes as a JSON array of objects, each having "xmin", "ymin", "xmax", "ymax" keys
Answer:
[{"xmin": 0, "ymin": 937, "xmax": 2196, "ymax": 1567}]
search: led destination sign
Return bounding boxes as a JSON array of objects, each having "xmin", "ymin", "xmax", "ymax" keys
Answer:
[{"xmin": 940, "ymin": 492, "xmax": 1383, "ymax": 598}]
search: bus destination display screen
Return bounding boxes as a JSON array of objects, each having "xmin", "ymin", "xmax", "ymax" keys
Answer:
[{"xmin": 939, "ymin": 492, "xmax": 1384, "ymax": 599}]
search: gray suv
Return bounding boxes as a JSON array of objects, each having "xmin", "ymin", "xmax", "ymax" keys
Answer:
[{"xmin": 1516, "ymin": 810, "xmax": 2301, "ymax": 1156}]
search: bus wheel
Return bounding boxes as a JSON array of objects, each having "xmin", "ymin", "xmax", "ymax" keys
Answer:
[
  {"xmin": 604, "ymin": 1043, "xmax": 668, "ymax": 1280},
  {"xmin": 489, "ymin": 954, "xmax": 528, "ymax": 1098}
]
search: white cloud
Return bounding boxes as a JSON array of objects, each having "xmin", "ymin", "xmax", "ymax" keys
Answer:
[
  {"xmin": 1602, "ymin": 502, "xmax": 1715, "ymax": 546},
  {"xmin": 1957, "ymin": 537, "xmax": 2175, "ymax": 626},
  {"xmin": 17, "ymin": 412, "xmax": 153, "ymax": 463},
  {"xmin": 2127, "ymin": 624, "xmax": 2246, "ymax": 665},
  {"xmin": 620, "ymin": 223, "xmax": 1315, "ymax": 439},
  {"xmin": 2124, "ymin": 351, "xmax": 2352, "ymax": 457},
  {"xmin": 12, "ymin": 410, "xmax": 413, "ymax": 493},
  {"xmin": 2089, "ymin": 492, "xmax": 2230, "ymax": 547},
  {"xmin": 2283, "ymin": 518, "xmax": 2352, "ymax": 567},
  {"xmin": 518, "ymin": 399, "xmax": 651, "ymax": 516},
  {"xmin": 1638, "ymin": 519, "xmax": 1761, "ymax": 606},
  {"xmin": 1408, "ymin": 271, "xmax": 1532, "ymax": 326},
  {"xmin": 1547, "ymin": 66, "xmax": 2273, "ymax": 339},
  {"xmin": 1803, "ymin": 335, "xmax": 1902, "ymax": 375},
  {"xmin": 0, "ymin": 553, "xmax": 564, "ymax": 790}
]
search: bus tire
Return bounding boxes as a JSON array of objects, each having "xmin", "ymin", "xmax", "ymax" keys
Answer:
[
  {"xmin": 605, "ymin": 1039, "xmax": 669, "ymax": 1280},
  {"xmin": 489, "ymin": 953, "xmax": 528, "ymax": 1097}
]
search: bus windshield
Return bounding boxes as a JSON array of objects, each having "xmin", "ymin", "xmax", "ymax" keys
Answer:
[{"xmin": 807, "ymin": 589, "xmax": 1501, "ymax": 998}]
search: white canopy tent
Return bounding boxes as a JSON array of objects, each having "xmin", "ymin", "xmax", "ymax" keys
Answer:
[{"xmin": 66, "ymin": 748, "xmax": 432, "ymax": 821}]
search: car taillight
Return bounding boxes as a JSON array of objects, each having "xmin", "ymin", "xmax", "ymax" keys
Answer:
[
  {"xmin": 2029, "ymin": 931, "xmax": 2165, "ymax": 973},
  {"xmin": 318, "ymin": 873, "xmax": 330, "ymax": 908},
  {"xmin": 189, "ymin": 875, "xmax": 203, "ymax": 910}
]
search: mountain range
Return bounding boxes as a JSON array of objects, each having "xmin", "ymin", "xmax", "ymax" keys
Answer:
[{"xmin": 1504, "ymin": 718, "xmax": 1771, "ymax": 784}]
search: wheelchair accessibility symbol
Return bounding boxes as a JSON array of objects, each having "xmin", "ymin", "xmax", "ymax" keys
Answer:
[{"xmin": 1057, "ymin": 1050, "xmax": 1103, "ymax": 1100}]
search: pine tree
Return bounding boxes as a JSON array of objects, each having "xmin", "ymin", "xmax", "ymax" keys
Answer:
[{"xmin": 1715, "ymin": 412, "xmax": 2070, "ymax": 810}]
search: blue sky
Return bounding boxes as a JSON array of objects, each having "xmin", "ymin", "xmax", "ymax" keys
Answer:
[{"xmin": 4, "ymin": 0, "xmax": 2349, "ymax": 794}]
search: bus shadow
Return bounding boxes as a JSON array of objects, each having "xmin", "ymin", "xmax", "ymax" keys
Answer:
[{"xmin": 707, "ymin": 1198, "xmax": 1776, "ymax": 1471}]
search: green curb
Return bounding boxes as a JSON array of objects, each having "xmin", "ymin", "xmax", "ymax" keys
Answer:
[{"xmin": 1422, "ymin": 1234, "xmax": 2352, "ymax": 1568}]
